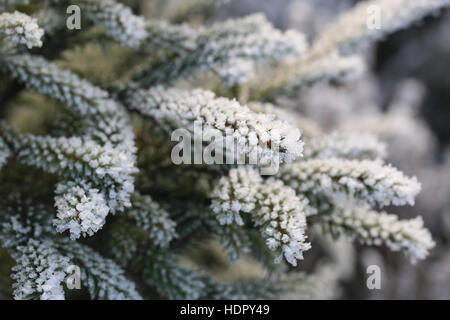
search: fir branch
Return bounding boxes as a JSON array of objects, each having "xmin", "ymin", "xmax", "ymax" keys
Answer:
[
  {"xmin": 134, "ymin": 14, "xmax": 307, "ymax": 87},
  {"xmin": 249, "ymin": 53, "xmax": 366, "ymax": 100},
  {"xmin": 122, "ymin": 86, "xmax": 304, "ymax": 167},
  {"xmin": 55, "ymin": 238, "xmax": 142, "ymax": 299},
  {"xmin": 210, "ymin": 167, "xmax": 311, "ymax": 266},
  {"xmin": 0, "ymin": 203, "xmax": 141, "ymax": 300},
  {"xmin": 1, "ymin": 54, "xmax": 136, "ymax": 150},
  {"xmin": 10, "ymin": 238, "xmax": 69, "ymax": 300},
  {"xmin": 310, "ymin": 0, "xmax": 450, "ymax": 58},
  {"xmin": 320, "ymin": 203, "xmax": 435, "ymax": 262},
  {"xmin": 53, "ymin": 180, "xmax": 110, "ymax": 240},
  {"xmin": 280, "ymin": 158, "xmax": 421, "ymax": 207},
  {"xmin": 128, "ymin": 193, "xmax": 177, "ymax": 248},
  {"xmin": 70, "ymin": 0, "xmax": 148, "ymax": 48},
  {"xmin": 0, "ymin": 11, "xmax": 44, "ymax": 49}
]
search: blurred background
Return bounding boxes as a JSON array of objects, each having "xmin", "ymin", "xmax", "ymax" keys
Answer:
[{"xmin": 142, "ymin": 0, "xmax": 450, "ymax": 299}]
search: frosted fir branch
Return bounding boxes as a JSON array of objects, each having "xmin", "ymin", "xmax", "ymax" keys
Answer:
[
  {"xmin": 210, "ymin": 167, "xmax": 311, "ymax": 266},
  {"xmin": 55, "ymin": 238, "xmax": 142, "ymax": 300},
  {"xmin": 283, "ymin": 54, "xmax": 366, "ymax": 91},
  {"xmin": 0, "ymin": 203, "xmax": 54, "ymax": 249},
  {"xmin": 0, "ymin": 125, "xmax": 136, "ymax": 214},
  {"xmin": 211, "ymin": 167, "xmax": 262, "ymax": 226},
  {"xmin": 1, "ymin": 54, "xmax": 136, "ymax": 151},
  {"xmin": 280, "ymin": 159, "xmax": 421, "ymax": 207},
  {"xmin": 103, "ymin": 217, "xmax": 205, "ymax": 299},
  {"xmin": 74, "ymin": 0, "xmax": 148, "ymax": 48},
  {"xmin": 2, "ymin": 54, "xmax": 110, "ymax": 116},
  {"xmin": 215, "ymin": 58, "xmax": 256, "ymax": 87},
  {"xmin": 144, "ymin": 19, "xmax": 197, "ymax": 54},
  {"xmin": 10, "ymin": 239, "xmax": 69, "ymax": 300},
  {"xmin": 128, "ymin": 194, "xmax": 177, "ymax": 248},
  {"xmin": 122, "ymin": 86, "xmax": 303, "ymax": 167},
  {"xmin": 0, "ymin": 11, "xmax": 44, "ymax": 49},
  {"xmin": 0, "ymin": 206, "xmax": 141, "ymax": 300},
  {"xmin": 304, "ymin": 132, "xmax": 387, "ymax": 160},
  {"xmin": 139, "ymin": 247, "xmax": 206, "ymax": 299},
  {"xmin": 309, "ymin": 0, "xmax": 450, "ymax": 58},
  {"xmin": 69, "ymin": 0, "xmax": 196, "ymax": 53},
  {"xmin": 254, "ymin": 177, "xmax": 311, "ymax": 266},
  {"xmin": 57, "ymin": 0, "xmax": 197, "ymax": 54},
  {"xmin": 321, "ymin": 203, "xmax": 435, "ymax": 262},
  {"xmin": 214, "ymin": 223, "xmax": 252, "ymax": 262},
  {"xmin": 250, "ymin": 53, "xmax": 366, "ymax": 100},
  {"xmin": 102, "ymin": 221, "xmax": 138, "ymax": 266},
  {"xmin": 171, "ymin": 205, "xmax": 252, "ymax": 262},
  {"xmin": 0, "ymin": 137, "xmax": 11, "ymax": 169},
  {"xmin": 134, "ymin": 13, "xmax": 308, "ymax": 87},
  {"xmin": 53, "ymin": 181, "xmax": 110, "ymax": 240}
]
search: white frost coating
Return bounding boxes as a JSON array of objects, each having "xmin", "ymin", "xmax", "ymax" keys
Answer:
[
  {"xmin": 79, "ymin": 0, "xmax": 148, "ymax": 48},
  {"xmin": 0, "ymin": 11, "xmax": 44, "ymax": 49},
  {"xmin": 251, "ymin": 53, "xmax": 366, "ymax": 99},
  {"xmin": 3, "ymin": 54, "xmax": 111, "ymax": 116},
  {"xmin": 125, "ymin": 86, "xmax": 304, "ymax": 166},
  {"xmin": 137, "ymin": 13, "xmax": 308, "ymax": 86},
  {"xmin": 53, "ymin": 181, "xmax": 110, "ymax": 240},
  {"xmin": 323, "ymin": 203, "xmax": 435, "ymax": 262},
  {"xmin": 256, "ymin": 177, "xmax": 311, "ymax": 266},
  {"xmin": 2, "ymin": 54, "xmax": 136, "ymax": 152},
  {"xmin": 285, "ymin": 53, "xmax": 366, "ymax": 91},
  {"xmin": 11, "ymin": 239, "xmax": 69, "ymax": 300},
  {"xmin": 196, "ymin": 13, "xmax": 307, "ymax": 86},
  {"xmin": 210, "ymin": 167, "xmax": 311, "ymax": 266},
  {"xmin": 129, "ymin": 194, "xmax": 177, "ymax": 248},
  {"xmin": 57, "ymin": 238, "xmax": 142, "ymax": 300},
  {"xmin": 144, "ymin": 19, "xmax": 197, "ymax": 54},
  {"xmin": 310, "ymin": 0, "xmax": 450, "ymax": 57},
  {"xmin": 216, "ymin": 58, "xmax": 256, "ymax": 87},
  {"xmin": 304, "ymin": 132, "xmax": 387, "ymax": 160},
  {"xmin": 200, "ymin": 13, "xmax": 307, "ymax": 59},
  {"xmin": 280, "ymin": 158, "xmax": 421, "ymax": 207},
  {"xmin": 211, "ymin": 167, "xmax": 262, "ymax": 225},
  {"xmin": 0, "ymin": 126, "xmax": 136, "ymax": 214}
]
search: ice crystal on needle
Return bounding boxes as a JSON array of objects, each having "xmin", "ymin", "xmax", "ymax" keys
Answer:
[
  {"xmin": 211, "ymin": 167, "xmax": 311, "ymax": 266},
  {"xmin": 11, "ymin": 239, "xmax": 69, "ymax": 300},
  {"xmin": 0, "ymin": 11, "xmax": 44, "ymax": 49}
]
